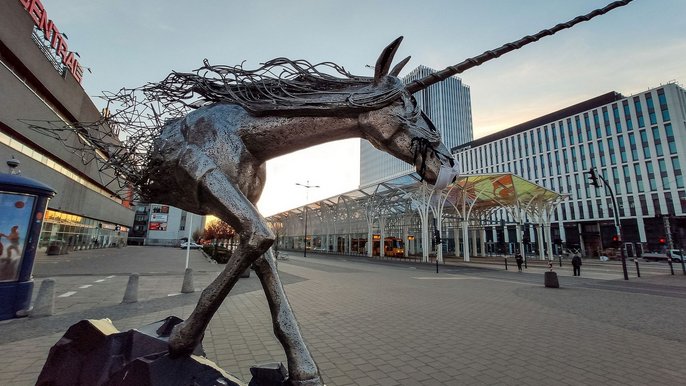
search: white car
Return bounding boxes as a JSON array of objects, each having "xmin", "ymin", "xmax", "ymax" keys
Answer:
[{"xmin": 180, "ymin": 242, "xmax": 202, "ymax": 249}]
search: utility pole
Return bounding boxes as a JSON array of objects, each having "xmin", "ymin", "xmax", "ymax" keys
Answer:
[
  {"xmin": 586, "ymin": 167, "xmax": 629, "ymax": 280},
  {"xmin": 296, "ymin": 181, "xmax": 319, "ymax": 257}
]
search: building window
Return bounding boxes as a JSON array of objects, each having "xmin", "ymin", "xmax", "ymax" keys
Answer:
[
  {"xmin": 640, "ymin": 130, "xmax": 651, "ymax": 159},
  {"xmin": 584, "ymin": 113, "xmax": 592, "ymax": 141},
  {"xmin": 634, "ymin": 163, "xmax": 644, "ymax": 192},
  {"xmin": 623, "ymin": 165, "xmax": 633, "ymax": 194},
  {"xmin": 593, "ymin": 111, "xmax": 602, "ymax": 138},
  {"xmin": 634, "ymin": 97, "xmax": 645, "ymax": 128},
  {"xmin": 659, "ymin": 159, "xmax": 669, "ymax": 189},
  {"xmin": 645, "ymin": 93, "xmax": 657, "ymax": 125},
  {"xmin": 599, "ymin": 141, "xmax": 606, "ymax": 167},
  {"xmin": 612, "ymin": 167, "xmax": 621, "ymax": 195},
  {"xmin": 579, "ymin": 145, "xmax": 587, "ymax": 170},
  {"xmin": 628, "ymin": 132, "xmax": 638, "ymax": 161},
  {"xmin": 612, "ymin": 103, "xmax": 622, "ymax": 133},
  {"xmin": 665, "ymin": 123, "xmax": 677, "ymax": 154},
  {"xmin": 568, "ymin": 118, "xmax": 575, "ymax": 145},
  {"xmin": 672, "ymin": 157, "xmax": 684, "ymax": 189},
  {"xmin": 608, "ymin": 138, "xmax": 616, "ymax": 165},
  {"xmin": 646, "ymin": 161, "xmax": 657, "ymax": 191},
  {"xmin": 623, "ymin": 100, "xmax": 633, "ymax": 130},
  {"xmin": 618, "ymin": 136, "xmax": 627, "ymax": 163},
  {"xmin": 657, "ymin": 88, "xmax": 670, "ymax": 122},
  {"xmin": 651, "ymin": 126, "xmax": 664, "ymax": 157}
]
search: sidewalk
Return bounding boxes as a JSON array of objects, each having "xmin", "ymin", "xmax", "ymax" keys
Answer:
[{"xmin": 1, "ymin": 246, "xmax": 685, "ymax": 385}]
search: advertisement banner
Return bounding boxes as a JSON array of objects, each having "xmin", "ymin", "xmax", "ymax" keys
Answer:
[
  {"xmin": 150, "ymin": 213, "xmax": 168, "ymax": 223},
  {"xmin": 0, "ymin": 193, "xmax": 36, "ymax": 282},
  {"xmin": 149, "ymin": 222, "xmax": 168, "ymax": 231}
]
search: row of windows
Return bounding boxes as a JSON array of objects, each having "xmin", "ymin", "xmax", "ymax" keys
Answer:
[{"xmin": 461, "ymin": 88, "xmax": 672, "ymax": 171}]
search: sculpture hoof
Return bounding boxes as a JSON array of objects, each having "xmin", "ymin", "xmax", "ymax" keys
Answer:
[{"xmin": 167, "ymin": 323, "xmax": 197, "ymax": 358}]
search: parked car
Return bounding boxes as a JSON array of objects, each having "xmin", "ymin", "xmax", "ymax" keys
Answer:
[
  {"xmin": 180, "ymin": 241, "xmax": 202, "ymax": 249},
  {"xmin": 642, "ymin": 249, "xmax": 683, "ymax": 262}
]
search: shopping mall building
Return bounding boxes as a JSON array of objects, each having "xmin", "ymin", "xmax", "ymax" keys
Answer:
[{"xmin": 1, "ymin": 1, "xmax": 134, "ymax": 251}]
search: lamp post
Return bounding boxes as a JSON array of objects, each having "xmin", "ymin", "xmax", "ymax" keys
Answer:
[{"xmin": 296, "ymin": 181, "xmax": 319, "ymax": 257}]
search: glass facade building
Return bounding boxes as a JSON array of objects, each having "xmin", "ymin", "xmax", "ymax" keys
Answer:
[{"xmin": 453, "ymin": 83, "xmax": 686, "ymax": 257}]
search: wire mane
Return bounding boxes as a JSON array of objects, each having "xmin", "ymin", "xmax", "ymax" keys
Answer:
[{"xmin": 142, "ymin": 58, "xmax": 405, "ymax": 117}]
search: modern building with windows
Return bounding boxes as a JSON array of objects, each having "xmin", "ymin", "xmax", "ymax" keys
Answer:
[
  {"xmin": 359, "ymin": 65, "xmax": 473, "ymax": 187},
  {"xmin": 129, "ymin": 203, "xmax": 205, "ymax": 247},
  {"xmin": 1, "ymin": 1, "xmax": 134, "ymax": 252},
  {"xmin": 452, "ymin": 82, "xmax": 686, "ymax": 258}
]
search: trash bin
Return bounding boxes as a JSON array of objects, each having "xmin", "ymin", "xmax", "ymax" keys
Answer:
[{"xmin": 0, "ymin": 174, "xmax": 55, "ymax": 320}]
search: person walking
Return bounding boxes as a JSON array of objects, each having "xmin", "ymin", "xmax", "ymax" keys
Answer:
[
  {"xmin": 515, "ymin": 252, "xmax": 524, "ymax": 272},
  {"xmin": 572, "ymin": 254, "xmax": 582, "ymax": 276}
]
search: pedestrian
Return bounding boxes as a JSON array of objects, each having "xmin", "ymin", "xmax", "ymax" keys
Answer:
[
  {"xmin": 515, "ymin": 252, "xmax": 524, "ymax": 272},
  {"xmin": 572, "ymin": 254, "xmax": 582, "ymax": 276}
]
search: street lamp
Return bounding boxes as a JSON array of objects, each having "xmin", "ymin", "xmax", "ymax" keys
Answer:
[{"xmin": 296, "ymin": 181, "xmax": 319, "ymax": 257}]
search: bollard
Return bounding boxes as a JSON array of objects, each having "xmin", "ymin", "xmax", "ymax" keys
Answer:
[
  {"xmin": 31, "ymin": 278, "xmax": 55, "ymax": 317},
  {"xmin": 633, "ymin": 258, "xmax": 641, "ymax": 278},
  {"xmin": 122, "ymin": 273, "xmax": 139, "ymax": 303},
  {"xmin": 668, "ymin": 259, "xmax": 675, "ymax": 275},
  {"xmin": 181, "ymin": 268, "xmax": 195, "ymax": 293},
  {"xmin": 504, "ymin": 257, "xmax": 508, "ymax": 270},
  {"xmin": 436, "ymin": 258, "xmax": 439, "ymax": 274},
  {"xmin": 558, "ymin": 254, "xmax": 562, "ymax": 267}
]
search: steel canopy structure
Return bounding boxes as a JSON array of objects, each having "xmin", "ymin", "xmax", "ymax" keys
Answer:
[{"xmin": 268, "ymin": 173, "xmax": 566, "ymax": 262}]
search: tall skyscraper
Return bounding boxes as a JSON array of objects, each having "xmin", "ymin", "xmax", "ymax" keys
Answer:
[{"xmin": 359, "ymin": 65, "xmax": 473, "ymax": 187}]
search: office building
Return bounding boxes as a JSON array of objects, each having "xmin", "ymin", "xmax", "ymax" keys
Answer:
[
  {"xmin": 129, "ymin": 203, "xmax": 205, "ymax": 246},
  {"xmin": 453, "ymin": 82, "xmax": 686, "ymax": 257}
]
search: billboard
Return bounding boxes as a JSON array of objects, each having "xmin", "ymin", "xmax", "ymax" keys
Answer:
[{"xmin": 0, "ymin": 193, "xmax": 35, "ymax": 282}]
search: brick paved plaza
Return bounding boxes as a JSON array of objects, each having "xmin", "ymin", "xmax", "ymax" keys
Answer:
[{"xmin": 1, "ymin": 247, "xmax": 685, "ymax": 385}]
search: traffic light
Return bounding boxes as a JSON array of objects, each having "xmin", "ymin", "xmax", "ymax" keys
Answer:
[
  {"xmin": 586, "ymin": 168, "xmax": 600, "ymax": 188},
  {"xmin": 611, "ymin": 234, "xmax": 621, "ymax": 248},
  {"xmin": 658, "ymin": 237, "xmax": 666, "ymax": 245}
]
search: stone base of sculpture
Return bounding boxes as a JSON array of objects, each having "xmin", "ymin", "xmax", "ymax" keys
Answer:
[{"xmin": 37, "ymin": 317, "xmax": 289, "ymax": 386}]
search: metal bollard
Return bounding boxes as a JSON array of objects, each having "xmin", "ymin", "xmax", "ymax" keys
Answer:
[
  {"xmin": 668, "ymin": 259, "xmax": 675, "ymax": 275},
  {"xmin": 181, "ymin": 268, "xmax": 195, "ymax": 293},
  {"xmin": 122, "ymin": 273, "xmax": 139, "ymax": 303},
  {"xmin": 633, "ymin": 258, "xmax": 641, "ymax": 278},
  {"xmin": 31, "ymin": 279, "xmax": 55, "ymax": 317},
  {"xmin": 504, "ymin": 257, "xmax": 508, "ymax": 270}
]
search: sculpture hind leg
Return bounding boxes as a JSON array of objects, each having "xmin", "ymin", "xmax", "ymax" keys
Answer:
[
  {"xmin": 169, "ymin": 169, "xmax": 274, "ymax": 357},
  {"xmin": 168, "ymin": 169, "xmax": 322, "ymax": 385},
  {"xmin": 253, "ymin": 250, "xmax": 322, "ymax": 385}
]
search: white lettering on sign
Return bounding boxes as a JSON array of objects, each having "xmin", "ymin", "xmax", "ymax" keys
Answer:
[{"xmin": 18, "ymin": 0, "xmax": 84, "ymax": 83}]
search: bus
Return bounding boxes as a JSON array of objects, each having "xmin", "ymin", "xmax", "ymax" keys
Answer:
[{"xmin": 372, "ymin": 237, "xmax": 405, "ymax": 257}]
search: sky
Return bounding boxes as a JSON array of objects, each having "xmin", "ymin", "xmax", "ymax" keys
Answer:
[{"xmin": 42, "ymin": 0, "xmax": 686, "ymax": 216}]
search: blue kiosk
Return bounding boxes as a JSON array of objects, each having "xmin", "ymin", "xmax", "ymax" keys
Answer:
[{"xmin": 0, "ymin": 173, "xmax": 55, "ymax": 320}]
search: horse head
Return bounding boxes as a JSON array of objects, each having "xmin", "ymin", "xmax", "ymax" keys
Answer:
[{"xmin": 360, "ymin": 37, "xmax": 456, "ymax": 185}]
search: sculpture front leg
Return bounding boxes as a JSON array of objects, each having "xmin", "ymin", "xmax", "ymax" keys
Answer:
[
  {"xmin": 253, "ymin": 250, "xmax": 323, "ymax": 385},
  {"xmin": 169, "ymin": 169, "xmax": 274, "ymax": 356}
]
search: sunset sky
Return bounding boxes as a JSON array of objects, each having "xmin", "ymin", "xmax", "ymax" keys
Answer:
[{"xmin": 44, "ymin": 0, "xmax": 686, "ymax": 216}]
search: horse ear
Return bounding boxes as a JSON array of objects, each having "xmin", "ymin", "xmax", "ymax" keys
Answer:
[
  {"xmin": 374, "ymin": 36, "xmax": 403, "ymax": 84},
  {"xmin": 389, "ymin": 56, "xmax": 411, "ymax": 77}
]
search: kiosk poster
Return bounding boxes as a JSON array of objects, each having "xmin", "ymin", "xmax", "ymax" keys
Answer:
[{"xmin": 0, "ymin": 193, "xmax": 35, "ymax": 282}]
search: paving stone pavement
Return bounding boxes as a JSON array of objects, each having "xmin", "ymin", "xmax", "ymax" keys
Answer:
[{"xmin": 0, "ymin": 247, "xmax": 685, "ymax": 385}]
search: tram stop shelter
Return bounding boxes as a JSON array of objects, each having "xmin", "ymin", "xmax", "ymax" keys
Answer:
[{"xmin": 268, "ymin": 173, "xmax": 566, "ymax": 263}]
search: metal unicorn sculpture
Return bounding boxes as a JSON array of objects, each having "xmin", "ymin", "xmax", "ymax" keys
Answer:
[{"xmin": 26, "ymin": 1, "xmax": 631, "ymax": 384}]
